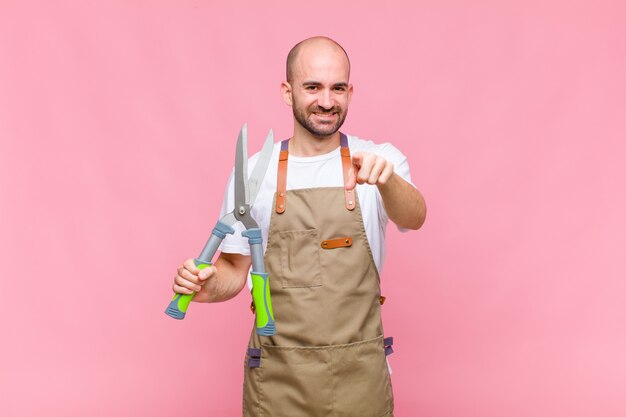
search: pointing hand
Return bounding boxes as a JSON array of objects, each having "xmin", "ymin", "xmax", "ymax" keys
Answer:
[{"xmin": 345, "ymin": 152, "xmax": 394, "ymax": 191}]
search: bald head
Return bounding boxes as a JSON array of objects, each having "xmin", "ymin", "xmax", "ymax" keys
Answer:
[{"xmin": 286, "ymin": 36, "xmax": 351, "ymax": 83}]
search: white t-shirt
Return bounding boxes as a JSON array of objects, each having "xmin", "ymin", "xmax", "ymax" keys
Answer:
[{"xmin": 217, "ymin": 134, "xmax": 414, "ymax": 276}]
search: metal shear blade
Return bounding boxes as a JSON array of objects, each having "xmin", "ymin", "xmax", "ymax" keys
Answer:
[{"xmin": 234, "ymin": 123, "xmax": 274, "ymax": 229}]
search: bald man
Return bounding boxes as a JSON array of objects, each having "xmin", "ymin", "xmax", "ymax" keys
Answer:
[{"xmin": 173, "ymin": 37, "xmax": 426, "ymax": 416}]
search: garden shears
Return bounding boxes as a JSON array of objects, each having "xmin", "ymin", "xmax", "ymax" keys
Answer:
[{"xmin": 165, "ymin": 124, "xmax": 277, "ymax": 336}]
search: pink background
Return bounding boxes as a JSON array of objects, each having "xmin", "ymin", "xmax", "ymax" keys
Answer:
[{"xmin": 1, "ymin": 1, "xmax": 625, "ymax": 416}]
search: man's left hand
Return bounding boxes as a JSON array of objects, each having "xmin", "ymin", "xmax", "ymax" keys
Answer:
[{"xmin": 345, "ymin": 152, "xmax": 394, "ymax": 191}]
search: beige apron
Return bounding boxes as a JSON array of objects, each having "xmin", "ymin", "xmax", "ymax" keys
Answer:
[{"xmin": 243, "ymin": 134, "xmax": 394, "ymax": 417}]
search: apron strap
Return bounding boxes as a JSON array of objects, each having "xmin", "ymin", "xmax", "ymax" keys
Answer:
[
  {"xmin": 275, "ymin": 140, "xmax": 289, "ymax": 214},
  {"xmin": 340, "ymin": 133, "xmax": 356, "ymax": 211},
  {"xmin": 384, "ymin": 337, "xmax": 394, "ymax": 356},
  {"xmin": 247, "ymin": 347, "xmax": 261, "ymax": 368},
  {"xmin": 275, "ymin": 134, "xmax": 354, "ymax": 213}
]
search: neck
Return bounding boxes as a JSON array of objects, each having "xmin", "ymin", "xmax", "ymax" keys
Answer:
[{"xmin": 289, "ymin": 121, "xmax": 341, "ymax": 157}]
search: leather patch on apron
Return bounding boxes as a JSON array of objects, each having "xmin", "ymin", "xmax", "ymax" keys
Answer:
[{"xmin": 321, "ymin": 236, "xmax": 353, "ymax": 249}]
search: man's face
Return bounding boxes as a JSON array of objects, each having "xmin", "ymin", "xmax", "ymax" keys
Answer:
[{"xmin": 288, "ymin": 47, "xmax": 352, "ymax": 138}]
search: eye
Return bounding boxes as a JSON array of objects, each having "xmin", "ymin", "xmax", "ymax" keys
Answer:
[{"xmin": 305, "ymin": 85, "xmax": 318, "ymax": 91}]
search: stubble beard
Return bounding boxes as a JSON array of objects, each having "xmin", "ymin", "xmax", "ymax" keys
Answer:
[{"xmin": 293, "ymin": 100, "xmax": 348, "ymax": 138}]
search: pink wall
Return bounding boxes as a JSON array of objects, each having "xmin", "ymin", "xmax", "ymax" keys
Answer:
[{"xmin": 1, "ymin": 1, "xmax": 625, "ymax": 416}]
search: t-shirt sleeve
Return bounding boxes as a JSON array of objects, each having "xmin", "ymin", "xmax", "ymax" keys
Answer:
[{"xmin": 216, "ymin": 168, "xmax": 251, "ymax": 255}]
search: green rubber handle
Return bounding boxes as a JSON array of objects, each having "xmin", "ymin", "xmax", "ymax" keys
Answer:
[
  {"xmin": 164, "ymin": 261, "xmax": 211, "ymax": 320},
  {"xmin": 251, "ymin": 272, "xmax": 276, "ymax": 335}
]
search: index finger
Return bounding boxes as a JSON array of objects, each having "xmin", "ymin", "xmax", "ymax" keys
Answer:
[{"xmin": 183, "ymin": 258, "xmax": 200, "ymax": 275}]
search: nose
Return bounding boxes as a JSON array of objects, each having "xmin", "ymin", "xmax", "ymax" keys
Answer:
[{"xmin": 317, "ymin": 88, "xmax": 333, "ymax": 110}]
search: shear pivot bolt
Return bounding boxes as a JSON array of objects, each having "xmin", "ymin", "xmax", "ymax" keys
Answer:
[{"xmin": 239, "ymin": 206, "xmax": 246, "ymax": 215}]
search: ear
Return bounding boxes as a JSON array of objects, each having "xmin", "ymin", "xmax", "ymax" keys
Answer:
[{"xmin": 280, "ymin": 81, "xmax": 293, "ymax": 106}]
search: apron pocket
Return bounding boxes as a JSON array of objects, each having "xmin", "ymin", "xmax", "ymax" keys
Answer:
[
  {"xmin": 249, "ymin": 337, "xmax": 393, "ymax": 417},
  {"xmin": 279, "ymin": 228, "xmax": 322, "ymax": 288},
  {"xmin": 332, "ymin": 336, "xmax": 394, "ymax": 417},
  {"xmin": 258, "ymin": 346, "xmax": 333, "ymax": 417}
]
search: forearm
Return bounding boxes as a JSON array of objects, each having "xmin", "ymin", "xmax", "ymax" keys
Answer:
[
  {"xmin": 377, "ymin": 173, "xmax": 427, "ymax": 230},
  {"xmin": 193, "ymin": 253, "xmax": 251, "ymax": 303}
]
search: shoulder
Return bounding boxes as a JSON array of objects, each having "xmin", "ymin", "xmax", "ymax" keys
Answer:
[
  {"xmin": 346, "ymin": 134, "xmax": 408, "ymax": 164},
  {"xmin": 247, "ymin": 141, "xmax": 283, "ymax": 169},
  {"xmin": 346, "ymin": 133, "xmax": 414, "ymax": 186}
]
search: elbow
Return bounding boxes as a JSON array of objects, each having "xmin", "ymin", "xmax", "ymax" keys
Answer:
[
  {"xmin": 407, "ymin": 213, "xmax": 426, "ymax": 230},
  {"xmin": 406, "ymin": 200, "xmax": 427, "ymax": 230}
]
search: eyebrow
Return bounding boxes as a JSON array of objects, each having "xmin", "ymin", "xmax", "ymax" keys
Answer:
[{"xmin": 302, "ymin": 81, "xmax": 349, "ymax": 88}]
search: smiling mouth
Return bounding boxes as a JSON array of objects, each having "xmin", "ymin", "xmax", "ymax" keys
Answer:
[{"xmin": 314, "ymin": 112, "xmax": 337, "ymax": 119}]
